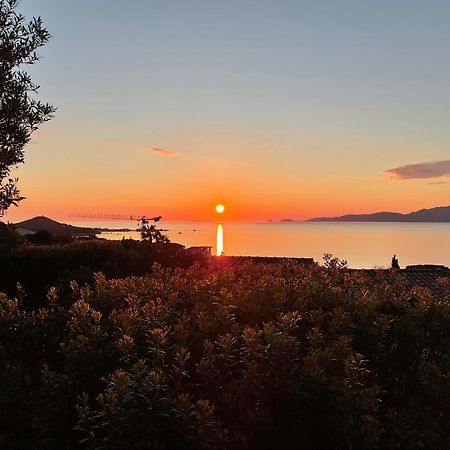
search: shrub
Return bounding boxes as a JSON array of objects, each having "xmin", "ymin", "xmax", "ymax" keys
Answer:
[
  {"xmin": 0, "ymin": 262, "xmax": 449, "ymax": 449},
  {"xmin": 0, "ymin": 237, "xmax": 195, "ymax": 307}
]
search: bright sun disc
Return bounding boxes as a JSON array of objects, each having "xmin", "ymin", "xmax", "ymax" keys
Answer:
[{"xmin": 215, "ymin": 204, "xmax": 225, "ymax": 214}]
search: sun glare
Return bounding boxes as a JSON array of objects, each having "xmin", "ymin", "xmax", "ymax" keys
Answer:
[{"xmin": 215, "ymin": 204, "xmax": 225, "ymax": 214}]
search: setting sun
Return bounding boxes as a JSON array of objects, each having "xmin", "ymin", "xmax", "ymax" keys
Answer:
[{"xmin": 215, "ymin": 204, "xmax": 225, "ymax": 214}]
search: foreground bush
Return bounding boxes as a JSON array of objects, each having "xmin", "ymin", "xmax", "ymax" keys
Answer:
[
  {"xmin": 0, "ymin": 261, "xmax": 450, "ymax": 449},
  {"xmin": 0, "ymin": 239, "xmax": 195, "ymax": 307}
]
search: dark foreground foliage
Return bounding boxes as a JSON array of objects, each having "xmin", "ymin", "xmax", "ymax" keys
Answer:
[
  {"xmin": 0, "ymin": 223, "xmax": 195, "ymax": 307},
  {"xmin": 1, "ymin": 260, "xmax": 450, "ymax": 449}
]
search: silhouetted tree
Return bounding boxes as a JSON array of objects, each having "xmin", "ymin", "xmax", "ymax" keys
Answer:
[
  {"xmin": 140, "ymin": 224, "xmax": 170, "ymax": 243},
  {"xmin": 0, "ymin": 0, "xmax": 55, "ymax": 215},
  {"xmin": 0, "ymin": 220, "xmax": 22, "ymax": 250},
  {"xmin": 391, "ymin": 254, "xmax": 400, "ymax": 269}
]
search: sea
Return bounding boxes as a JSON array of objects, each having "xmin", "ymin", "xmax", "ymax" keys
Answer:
[{"xmin": 70, "ymin": 220, "xmax": 450, "ymax": 269}]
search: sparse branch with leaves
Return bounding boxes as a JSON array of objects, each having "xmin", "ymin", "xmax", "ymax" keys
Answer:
[{"xmin": 0, "ymin": 0, "xmax": 55, "ymax": 214}]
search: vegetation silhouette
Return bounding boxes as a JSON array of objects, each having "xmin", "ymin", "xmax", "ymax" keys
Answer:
[
  {"xmin": 391, "ymin": 254, "xmax": 400, "ymax": 269},
  {"xmin": 140, "ymin": 223, "xmax": 170, "ymax": 243},
  {"xmin": 0, "ymin": 230, "xmax": 193, "ymax": 309},
  {"xmin": 0, "ymin": 242, "xmax": 450, "ymax": 448},
  {"xmin": 0, "ymin": 0, "xmax": 55, "ymax": 214}
]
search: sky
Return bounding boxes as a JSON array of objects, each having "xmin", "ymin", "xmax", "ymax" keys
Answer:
[{"xmin": 5, "ymin": 0, "xmax": 450, "ymax": 222}]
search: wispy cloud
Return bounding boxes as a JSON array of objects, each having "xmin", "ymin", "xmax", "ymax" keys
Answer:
[
  {"xmin": 427, "ymin": 181, "xmax": 448, "ymax": 185},
  {"xmin": 149, "ymin": 147, "xmax": 178, "ymax": 156},
  {"xmin": 386, "ymin": 160, "xmax": 450, "ymax": 179},
  {"xmin": 30, "ymin": 128, "xmax": 50, "ymax": 145}
]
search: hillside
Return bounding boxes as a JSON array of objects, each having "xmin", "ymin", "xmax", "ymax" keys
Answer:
[
  {"xmin": 14, "ymin": 216, "xmax": 100, "ymax": 236},
  {"xmin": 307, "ymin": 206, "xmax": 450, "ymax": 222}
]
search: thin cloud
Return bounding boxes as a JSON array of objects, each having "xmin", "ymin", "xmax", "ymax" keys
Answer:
[
  {"xmin": 30, "ymin": 128, "xmax": 50, "ymax": 145},
  {"xmin": 150, "ymin": 147, "xmax": 178, "ymax": 156},
  {"xmin": 386, "ymin": 160, "xmax": 450, "ymax": 179},
  {"xmin": 427, "ymin": 181, "xmax": 448, "ymax": 185}
]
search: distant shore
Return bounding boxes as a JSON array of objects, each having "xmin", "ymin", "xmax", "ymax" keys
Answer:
[
  {"xmin": 98, "ymin": 228, "xmax": 133, "ymax": 233},
  {"xmin": 305, "ymin": 205, "xmax": 450, "ymax": 223}
]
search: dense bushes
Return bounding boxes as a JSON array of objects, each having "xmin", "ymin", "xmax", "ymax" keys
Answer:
[
  {"xmin": 0, "ymin": 261, "xmax": 450, "ymax": 449},
  {"xmin": 0, "ymin": 238, "xmax": 195, "ymax": 307}
]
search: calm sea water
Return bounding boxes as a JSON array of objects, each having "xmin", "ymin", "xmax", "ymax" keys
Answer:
[{"xmin": 71, "ymin": 220, "xmax": 450, "ymax": 269}]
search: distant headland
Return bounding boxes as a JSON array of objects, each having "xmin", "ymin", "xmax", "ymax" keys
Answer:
[
  {"xmin": 306, "ymin": 206, "xmax": 450, "ymax": 223},
  {"xmin": 12, "ymin": 216, "xmax": 132, "ymax": 236}
]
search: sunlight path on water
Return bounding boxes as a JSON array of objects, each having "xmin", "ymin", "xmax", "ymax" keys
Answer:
[{"xmin": 216, "ymin": 223, "xmax": 223, "ymax": 256}]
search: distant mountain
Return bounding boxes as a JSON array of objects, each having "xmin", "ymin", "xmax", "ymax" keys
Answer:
[
  {"xmin": 14, "ymin": 216, "xmax": 100, "ymax": 236},
  {"xmin": 307, "ymin": 206, "xmax": 450, "ymax": 222}
]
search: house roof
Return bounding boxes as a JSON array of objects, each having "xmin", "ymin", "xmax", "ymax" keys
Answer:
[
  {"xmin": 356, "ymin": 265, "xmax": 450, "ymax": 298},
  {"xmin": 15, "ymin": 227, "xmax": 37, "ymax": 236},
  {"xmin": 187, "ymin": 246, "xmax": 213, "ymax": 250},
  {"xmin": 214, "ymin": 255, "xmax": 315, "ymax": 265}
]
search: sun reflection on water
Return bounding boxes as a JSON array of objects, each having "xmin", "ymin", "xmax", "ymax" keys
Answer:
[{"xmin": 216, "ymin": 223, "xmax": 223, "ymax": 256}]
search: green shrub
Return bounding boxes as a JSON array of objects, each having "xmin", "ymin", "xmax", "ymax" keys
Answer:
[{"xmin": 0, "ymin": 262, "xmax": 449, "ymax": 449}]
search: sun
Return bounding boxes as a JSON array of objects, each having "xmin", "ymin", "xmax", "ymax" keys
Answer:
[{"xmin": 215, "ymin": 204, "xmax": 225, "ymax": 214}]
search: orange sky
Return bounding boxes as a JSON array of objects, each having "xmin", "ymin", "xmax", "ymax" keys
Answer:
[{"xmin": 4, "ymin": 121, "xmax": 449, "ymax": 223}]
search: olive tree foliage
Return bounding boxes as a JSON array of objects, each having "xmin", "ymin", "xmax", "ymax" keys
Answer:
[{"xmin": 0, "ymin": 0, "xmax": 55, "ymax": 215}]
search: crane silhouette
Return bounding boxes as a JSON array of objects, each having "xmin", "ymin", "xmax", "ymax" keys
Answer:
[{"xmin": 69, "ymin": 213, "xmax": 162, "ymax": 227}]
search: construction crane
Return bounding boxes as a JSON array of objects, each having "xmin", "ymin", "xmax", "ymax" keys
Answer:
[{"xmin": 69, "ymin": 213, "xmax": 162, "ymax": 226}]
